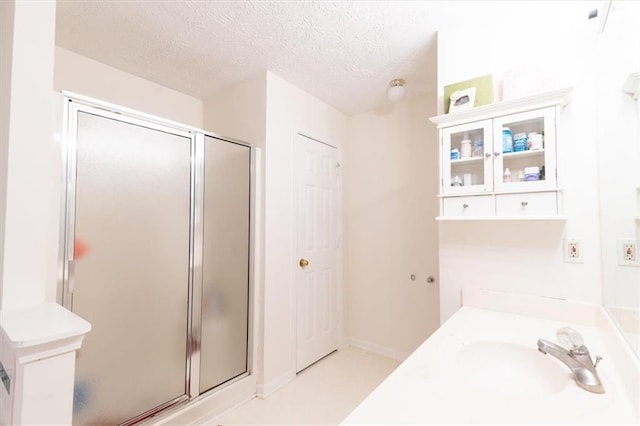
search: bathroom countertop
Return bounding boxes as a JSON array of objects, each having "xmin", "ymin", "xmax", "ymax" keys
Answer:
[
  {"xmin": 0, "ymin": 302, "xmax": 91, "ymax": 348},
  {"xmin": 341, "ymin": 292, "xmax": 640, "ymax": 424}
]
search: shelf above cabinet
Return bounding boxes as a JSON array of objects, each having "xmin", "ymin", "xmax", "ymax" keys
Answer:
[{"xmin": 430, "ymin": 87, "xmax": 572, "ymax": 128}]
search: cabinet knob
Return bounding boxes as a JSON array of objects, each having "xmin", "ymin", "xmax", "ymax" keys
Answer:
[
  {"xmin": 462, "ymin": 203, "xmax": 469, "ymax": 209},
  {"xmin": 485, "ymin": 153, "xmax": 491, "ymax": 158},
  {"xmin": 494, "ymin": 152, "xmax": 501, "ymax": 158},
  {"xmin": 521, "ymin": 201, "xmax": 528, "ymax": 207},
  {"xmin": 299, "ymin": 258, "xmax": 309, "ymax": 268}
]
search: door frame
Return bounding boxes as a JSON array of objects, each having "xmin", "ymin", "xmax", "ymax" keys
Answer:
[
  {"xmin": 290, "ymin": 129, "xmax": 344, "ymax": 373},
  {"xmin": 58, "ymin": 92, "xmax": 260, "ymax": 423}
]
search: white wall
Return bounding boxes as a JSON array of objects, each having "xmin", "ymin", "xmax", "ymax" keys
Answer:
[
  {"xmin": 345, "ymin": 96, "xmax": 440, "ymax": 359},
  {"xmin": 262, "ymin": 71, "xmax": 348, "ymax": 393},
  {"xmin": 0, "ymin": 0, "xmax": 15, "ymax": 309},
  {"xmin": 203, "ymin": 72, "xmax": 267, "ymax": 146},
  {"xmin": 54, "ymin": 47, "xmax": 203, "ymax": 128},
  {"xmin": 435, "ymin": 3, "xmax": 594, "ymax": 114},
  {"xmin": 437, "ymin": 9, "xmax": 604, "ymax": 322},
  {"xmin": 1, "ymin": 0, "xmax": 57, "ymax": 309},
  {"xmin": 596, "ymin": 4, "xmax": 640, "ymax": 315}
]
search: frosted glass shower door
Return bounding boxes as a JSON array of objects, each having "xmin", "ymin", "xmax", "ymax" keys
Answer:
[
  {"xmin": 71, "ymin": 112, "xmax": 191, "ymax": 424},
  {"xmin": 200, "ymin": 136, "xmax": 251, "ymax": 392}
]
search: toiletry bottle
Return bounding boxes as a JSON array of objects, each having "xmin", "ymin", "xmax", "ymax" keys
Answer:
[
  {"xmin": 517, "ymin": 170, "xmax": 525, "ymax": 182},
  {"xmin": 524, "ymin": 166, "xmax": 540, "ymax": 181},
  {"xmin": 502, "ymin": 127, "xmax": 513, "ymax": 153},
  {"xmin": 460, "ymin": 132, "xmax": 471, "ymax": 158},
  {"xmin": 472, "ymin": 139, "xmax": 483, "ymax": 157},
  {"xmin": 460, "ymin": 139, "xmax": 471, "ymax": 159},
  {"xmin": 503, "ymin": 168, "xmax": 512, "ymax": 183},
  {"xmin": 513, "ymin": 133, "xmax": 527, "ymax": 152}
]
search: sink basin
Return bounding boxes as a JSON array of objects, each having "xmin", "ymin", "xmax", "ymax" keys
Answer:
[{"xmin": 456, "ymin": 341, "xmax": 569, "ymax": 397}]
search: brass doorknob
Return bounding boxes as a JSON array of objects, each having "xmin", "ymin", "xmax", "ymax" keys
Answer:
[{"xmin": 299, "ymin": 258, "xmax": 309, "ymax": 268}]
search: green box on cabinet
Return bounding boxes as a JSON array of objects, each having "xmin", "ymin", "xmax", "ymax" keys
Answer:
[{"xmin": 444, "ymin": 74, "xmax": 494, "ymax": 113}]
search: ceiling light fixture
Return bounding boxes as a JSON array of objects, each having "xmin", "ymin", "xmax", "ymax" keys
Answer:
[{"xmin": 388, "ymin": 78, "xmax": 406, "ymax": 103}]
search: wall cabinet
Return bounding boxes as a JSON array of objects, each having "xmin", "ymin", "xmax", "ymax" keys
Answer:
[{"xmin": 430, "ymin": 88, "xmax": 572, "ymax": 220}]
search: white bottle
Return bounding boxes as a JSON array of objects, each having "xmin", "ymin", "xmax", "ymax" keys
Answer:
[
  {"xmin": 460, "ymin": 133, "xmax": 472, "ymax": 159},
  {"xmin": 460, "ymin": 140, "xmax": 471, "ymax": 158},
  {"xmin": 503, "ymin": 168, "xmax": 512, "ymax": 183}
]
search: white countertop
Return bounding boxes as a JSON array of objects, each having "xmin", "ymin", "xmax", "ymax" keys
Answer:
[
  {"xmin": 342, "ymin": 300, "xmax": 639, "ymax": 424},
  {"xmin": 0, "ymin": 302, "xmax": 91, "ymax": 348}
]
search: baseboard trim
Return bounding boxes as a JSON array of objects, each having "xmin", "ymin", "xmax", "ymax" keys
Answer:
[
  {"xmin": 256, "ymin": 370, "xmax": 296, "ymax": 398},
  {"xmin": 347, "ymin": 337, "xmax": 409, "ymax": 362}
]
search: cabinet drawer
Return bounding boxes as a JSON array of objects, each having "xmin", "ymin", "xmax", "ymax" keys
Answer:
[
  {"xmin": 443, "ymin": 195, "xmax": 494, "ymax": 217},
  {"xmin": 496, "ymin": 192, "xmax": 557, "ymax": 217}
]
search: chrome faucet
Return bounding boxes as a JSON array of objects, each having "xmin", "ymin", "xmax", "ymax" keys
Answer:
[{"xmin": 537, "ymin": 327, "xmax": 604, "ymax": 394}]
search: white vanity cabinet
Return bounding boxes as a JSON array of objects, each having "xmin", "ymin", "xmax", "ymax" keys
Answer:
[{"xmin": 430, "ymin": 88, "xmax": 572, "ymax": 220}]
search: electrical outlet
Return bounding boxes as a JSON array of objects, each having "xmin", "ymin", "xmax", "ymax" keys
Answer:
[
  {"xmin": 624, "ymin": 243, "xmax": 636, "ymax": 261},
  {"xmin": 618, "ymin": 239, "xmax": 639, "ymax": 266},
  {"xmin": 563, "ymin": 238, "xmax": 583, "ymax": 263}
]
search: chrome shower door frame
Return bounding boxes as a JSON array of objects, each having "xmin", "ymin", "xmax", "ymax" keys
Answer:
[{"xmin": 59, "ymin": 93, "xmax": 256, "ymax": 424}]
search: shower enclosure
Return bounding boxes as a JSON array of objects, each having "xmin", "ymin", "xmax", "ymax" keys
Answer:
[{"xmin": 60, "ymin": 97, "xmax": 254, "ymax": 425}]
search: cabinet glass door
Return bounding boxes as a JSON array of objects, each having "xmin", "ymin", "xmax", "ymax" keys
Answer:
[
  {"xmin": 493, "ymin": 107, "xmax": 556, "ymax": 192},
  {"xmin": 442, "ymin": 120, "xmax": 493, "ymax": 195}
]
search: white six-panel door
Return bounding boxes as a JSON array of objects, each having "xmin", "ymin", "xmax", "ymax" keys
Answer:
[{"xmin": 295, "ymin": 134, "xmax": 339, "ymax": 372}]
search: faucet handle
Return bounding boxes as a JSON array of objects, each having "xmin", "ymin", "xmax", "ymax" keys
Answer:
[
  {"xmin": 594, "ymin": 355, "xmax": 603, "ymax": 368},
  {"xmin": 556, "ymin": 327, "xmax": 584, "ymax": 350}
]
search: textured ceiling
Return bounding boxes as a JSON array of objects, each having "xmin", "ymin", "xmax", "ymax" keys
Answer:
[{"xmin": 55, "ymin": 1, "xmax": 598, "ymax": 116}]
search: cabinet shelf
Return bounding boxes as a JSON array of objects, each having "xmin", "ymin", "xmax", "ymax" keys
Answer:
[
  {"xmin": 451, "ymin": 156, "xmax": 484, "ymax": 165},
  {"xmin": 502, "ymin": 149, "xmax": 545, "ymax": 160}
]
